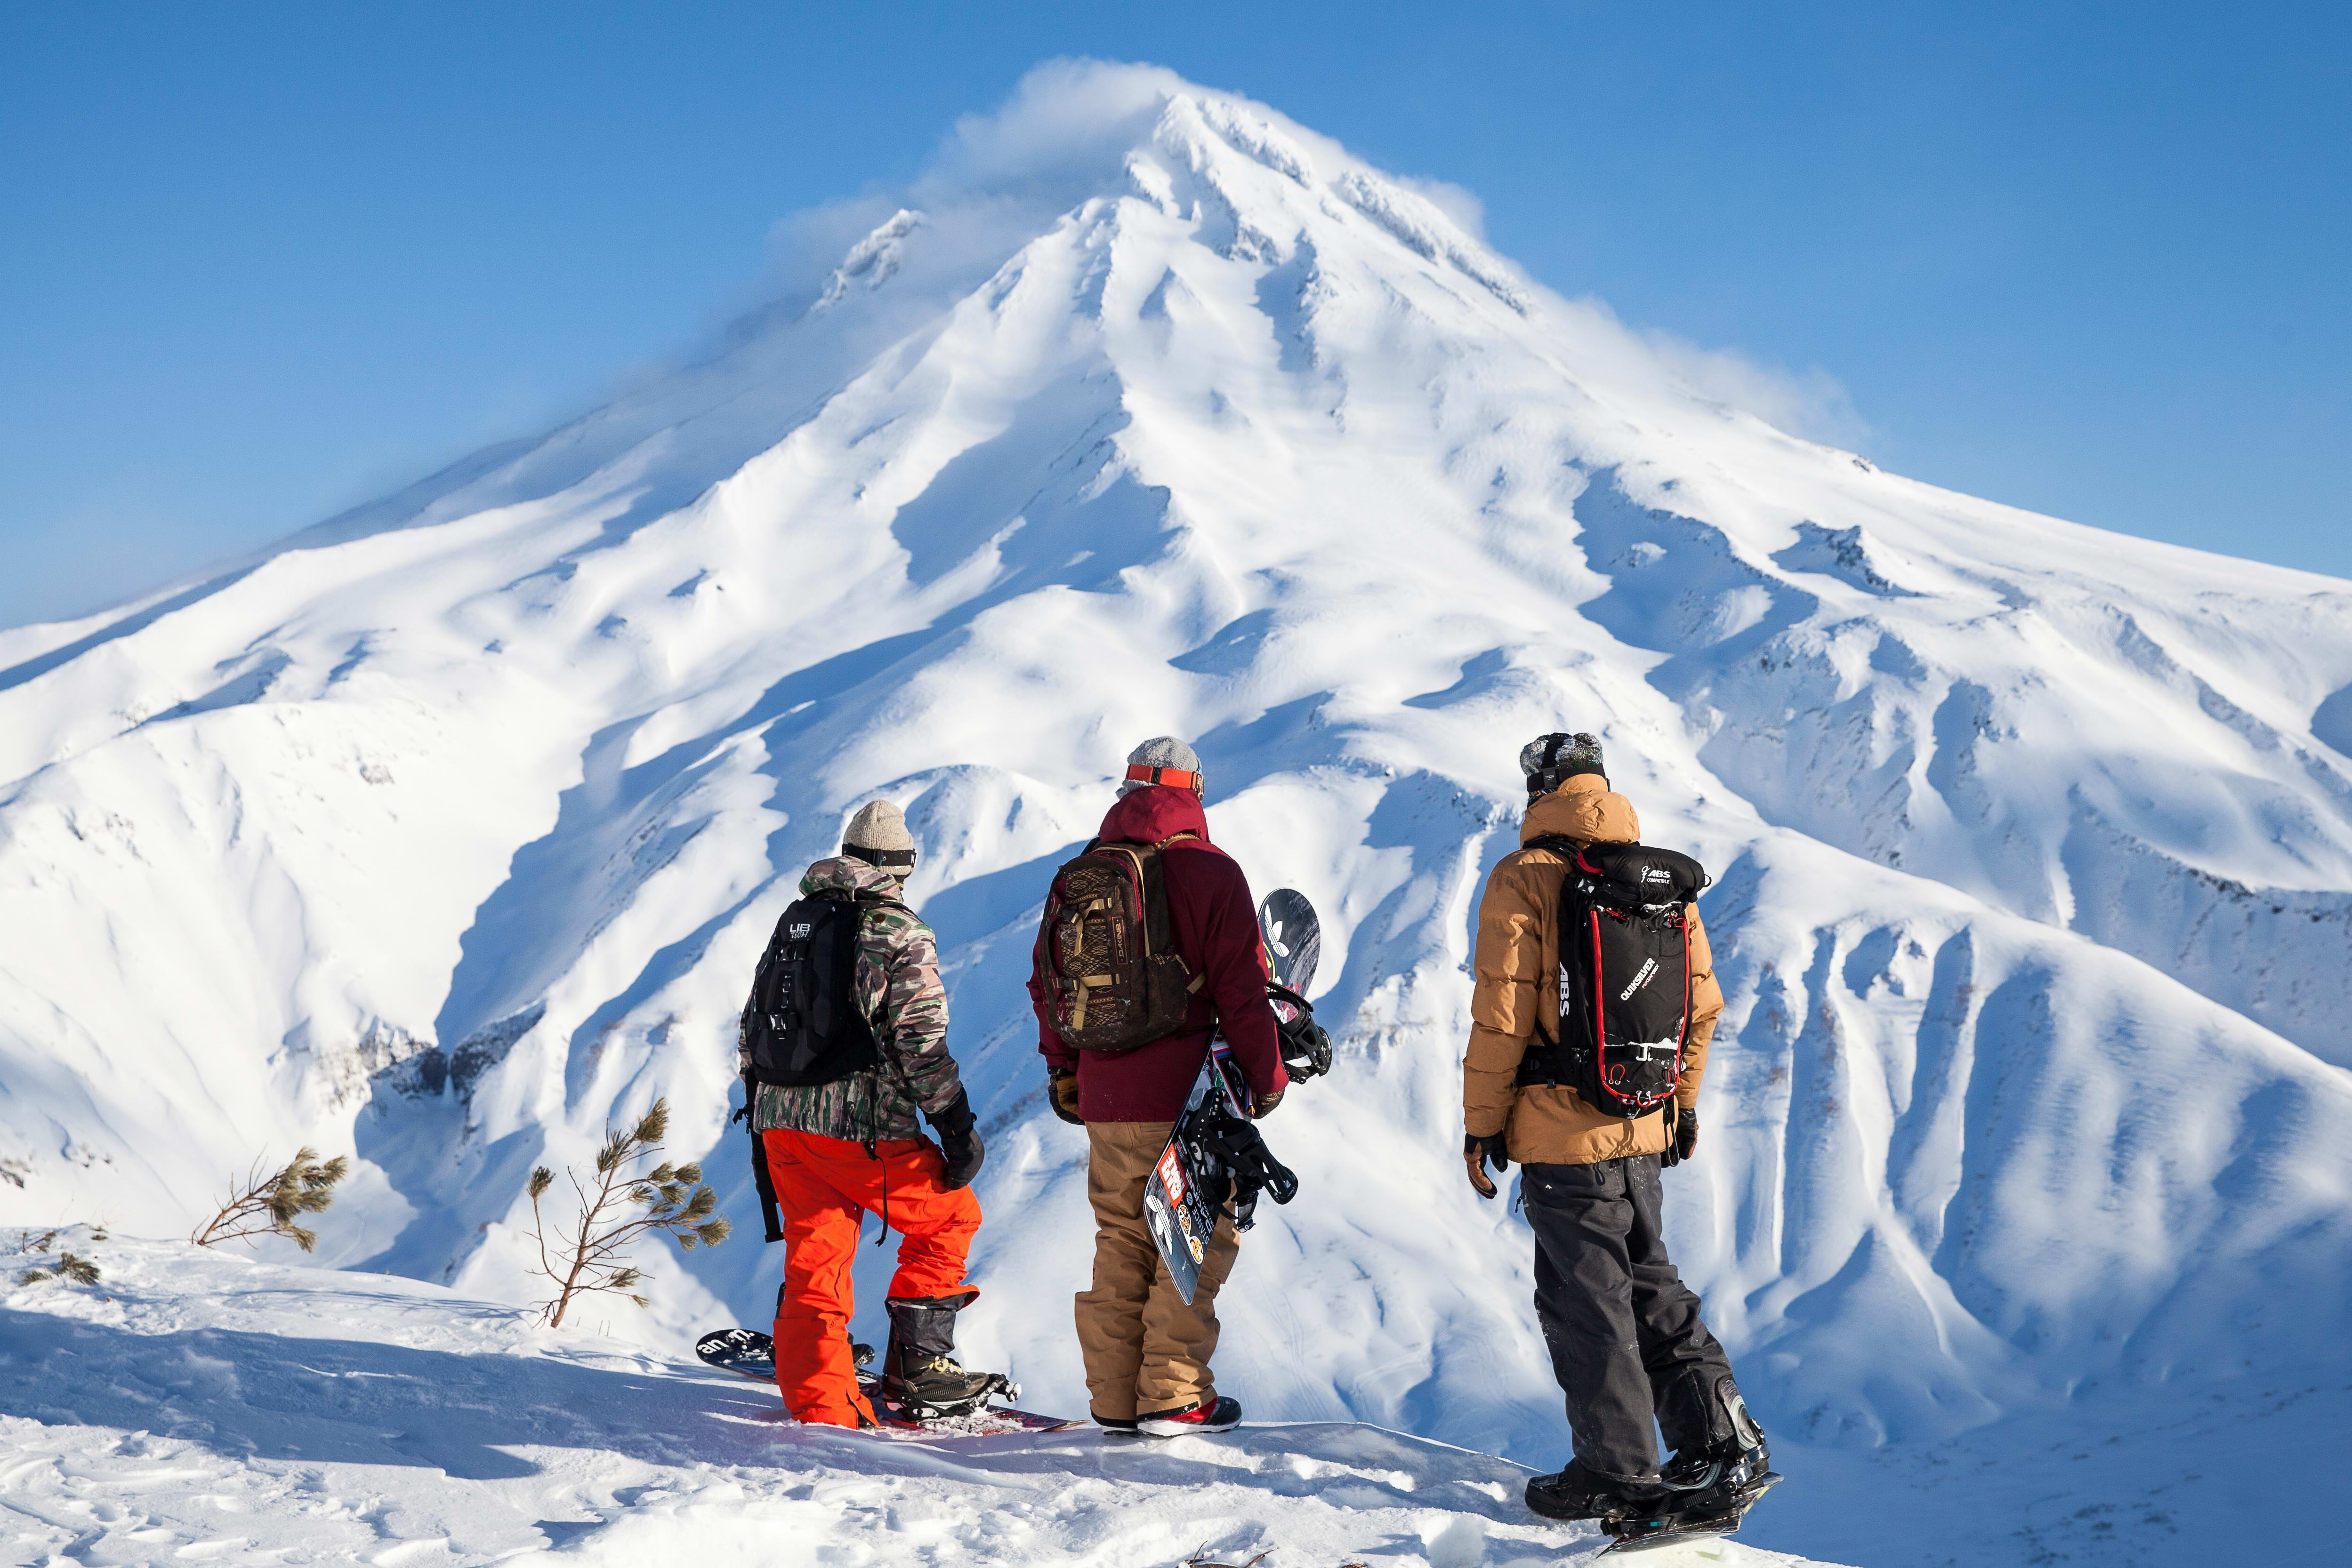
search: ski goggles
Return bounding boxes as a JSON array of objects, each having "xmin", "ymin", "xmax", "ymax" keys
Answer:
[{"xmin": 1124, "ymin": 763, "xmax": 1203, "ymax": 793}]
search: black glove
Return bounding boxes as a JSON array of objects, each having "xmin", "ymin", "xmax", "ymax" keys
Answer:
[
  {"xmin": 1046, "ymin": 1067, "xmax": 1084, "ymax": 1126},
  {"xmin": 1465, "ymin": 1131, "xmax": 1509, "ymax": 1199},
  {"xmin": 1660, "ymin": 1106, "xmax": 1698, "ymax": 1168},
  {"xmin": 932, "ymin": 1089, "xmax": 985, "ymax": 1190}
]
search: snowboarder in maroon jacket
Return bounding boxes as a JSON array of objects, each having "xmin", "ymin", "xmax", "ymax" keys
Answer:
[{"xmin": 1030, "ymin": 737, "xmax": 1288, "ymax": 1437}]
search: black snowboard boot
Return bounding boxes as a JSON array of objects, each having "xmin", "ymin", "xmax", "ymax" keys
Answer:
[
  {"xmin": 879, "ymin": 1295, "xmax": 999, "ymax": 1415},
  {"xmin": 1524, "ymin": 1459, "xmax": 1665, "ymax": 1522}
]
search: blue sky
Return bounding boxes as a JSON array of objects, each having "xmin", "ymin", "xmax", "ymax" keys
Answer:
[{"xmin": 4, "ymin": 1, "xmax": 2346, "ymax": 628}]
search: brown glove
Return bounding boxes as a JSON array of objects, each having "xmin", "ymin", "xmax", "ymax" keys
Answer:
[
  {"xmin": 1251, "ymin": 1083, "xmax": 1285, "ymax": 1119},
  {"xmin": 1465, "ymin": 1131, "xmax": 1508, "ymax": 1199},
  {"xmin": 1046, "ymin": 1067, "xmax": 1084, "ymax": 1126}
]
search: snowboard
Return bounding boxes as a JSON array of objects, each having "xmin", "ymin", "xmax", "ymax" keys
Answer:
[
  {"xmin": 1257, "ymin": 885, "xmax": 1320, "ymax": 995},
  {"xmin": 1596, "ymin": 1468, "xmax": 1783, "ymax": 1555},
  {"xmin": 1138, "ymin": 889, "xmax": 1320, "ymax": 1305},
  {"xmin": 694, "ymin": 1327, "xmax": 1082, "ymax": 1434}
]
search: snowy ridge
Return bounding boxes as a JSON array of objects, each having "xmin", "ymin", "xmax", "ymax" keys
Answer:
[
  {"xmin": 1, "ymin": 1231, "xmax": 1848, "ymax": 1567},
  {"xmin": 2, "ymin": 61, "xmax": 2350, "ymax": 1563}
]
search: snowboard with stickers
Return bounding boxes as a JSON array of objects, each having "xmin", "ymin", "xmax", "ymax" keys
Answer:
[{"xmin": 1139, "ymin": 888, "xmax": 1321, "ymax": 1303}]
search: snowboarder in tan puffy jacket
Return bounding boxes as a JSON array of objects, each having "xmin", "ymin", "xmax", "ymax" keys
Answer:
[
  {"xmin": 1462, "ymin": 733, "xmax": 1771, "ymax": 1527},
  {"xmin": 742, "ymin": 801, "xmax": 994, "ymax": 1429}
]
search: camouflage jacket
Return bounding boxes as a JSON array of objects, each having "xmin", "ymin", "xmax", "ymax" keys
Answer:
[{"xmin": 744, "ymin": 856, "xmax": 960, "ymax": 1142}]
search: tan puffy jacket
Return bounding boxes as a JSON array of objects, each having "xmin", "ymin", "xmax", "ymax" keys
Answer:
[{"xmin": 1461, "ymin": 775, "xmax": 1725, "ymax": 1166}]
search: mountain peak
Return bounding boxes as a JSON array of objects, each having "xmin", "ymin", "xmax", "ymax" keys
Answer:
[{"xmin": 777, "ymin": 63, "xmax": 1524, "ymax": 350}]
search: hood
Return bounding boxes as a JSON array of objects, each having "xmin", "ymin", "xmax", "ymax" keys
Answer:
[
  {"xmin": 1097, "ymin": 782, "xmax": 1212, "ymax": 846},
  {"xmin": 1521, "ymin": 773, "xmax": 1640, "ymax": 846},
  {"xmin": 800, "ymin": 854, "xmax": 910, "ymax": 903}
]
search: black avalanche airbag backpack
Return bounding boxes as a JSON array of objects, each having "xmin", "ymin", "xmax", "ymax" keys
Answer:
[{"xmin": 1515, "ymin": 837, "xmax": 1710, "ymax": 1119}]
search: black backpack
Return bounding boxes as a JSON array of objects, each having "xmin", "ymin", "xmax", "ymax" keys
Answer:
[
  {"xmin": 1514, "ymin": 837, "xmax": 1710, "ymax": 1119},
  {"xmin": 741, "ymin": 893, "xmax": 881, "ymax": 1087}
]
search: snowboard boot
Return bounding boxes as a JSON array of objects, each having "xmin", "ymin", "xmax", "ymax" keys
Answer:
[
  {"xmin": 878, "ymin": 1295, "xmax": 1000, "ymax": 1416},
  {"xmin": 1523, "ymin": 1459, "xmax": 1665, "ymax": 1522},
  {"xmin": 1136, "ymin": 1395, "xmax": 1242, "ymax": 1436}
]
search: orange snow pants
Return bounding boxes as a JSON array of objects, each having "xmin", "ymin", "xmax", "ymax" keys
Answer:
[{"xmin": 761, "ymin": 1127, "xmax": 982, "ymax": 1428}]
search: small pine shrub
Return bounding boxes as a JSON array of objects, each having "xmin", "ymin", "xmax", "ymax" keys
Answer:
[
  {"xmin": 16, "ymin": 1231, "xmax": 101, "ymax": 1287},
  {"xmin": 192, "ymin": 1148, "xmax": 350, "ymax": 1252},
  {"xmin": 525, "ymin": 1097, "xmax": 730, "ymax": 1328}
]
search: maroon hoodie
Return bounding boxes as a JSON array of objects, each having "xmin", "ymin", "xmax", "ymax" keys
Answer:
[{"xmin": 1031, "ymin": 784, "xmax": 1288, "ymax": 1122}]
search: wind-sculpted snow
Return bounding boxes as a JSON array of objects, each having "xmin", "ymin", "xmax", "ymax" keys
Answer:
[
  {"xmin": 3, "ymin": 1232, "xmax": 1857, "ymax": 1567},
  {"xmin": 2, "ymin": 59, "xmax": 2349, "ymax": 1566}
]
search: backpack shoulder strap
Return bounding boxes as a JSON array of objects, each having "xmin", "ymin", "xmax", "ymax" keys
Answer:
[{"xmin": 1110, "ymin": 837, "xmax": 1200, "ymax": 985}]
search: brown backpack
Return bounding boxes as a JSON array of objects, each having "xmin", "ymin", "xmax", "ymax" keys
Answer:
[{"xmin": 1033, "ymin": 835, "xmax": 1202, "ymax": 1052}]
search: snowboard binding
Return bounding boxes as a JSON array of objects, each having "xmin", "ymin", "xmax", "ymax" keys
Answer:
[
  {"xmin": 874, "ymin": 1369, "xmax": 1021, "ymax": 1422},
  {"xmin": 1597, "ymin": 1462, "xmax": 1781, "ymax": 1555}
]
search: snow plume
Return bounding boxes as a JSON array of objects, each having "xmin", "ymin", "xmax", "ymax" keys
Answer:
[
  {"xmin": 1642, "ymin": 328, "xmax": 1874, "ymax": 450},
  {"xmin": 942, "ymin": 58, "xmax": 1201, "ymax": 187},
  {"xmin": 4, "ymin": 62, "xmax": 2351, "ymax": 1567}
]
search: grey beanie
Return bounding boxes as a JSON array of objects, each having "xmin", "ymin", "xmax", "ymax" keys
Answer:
[
  {"xmin": 1118, "ymin": 735, "xmax": 1204, "ymax": 796},
  {"xmin": 1521, "ymin": 732, "xmax": 1605, "ymax": 798},
  {"xmin": 842, "ymin": 800, "xmax": 918, "ymax": 876}
]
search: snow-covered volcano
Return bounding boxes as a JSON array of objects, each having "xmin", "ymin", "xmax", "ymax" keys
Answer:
[{"xmin": 4, "ymin": 61, "xmax": 2349, "ymax": 1564}]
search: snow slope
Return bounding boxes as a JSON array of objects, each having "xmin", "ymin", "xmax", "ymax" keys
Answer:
[
  {"xmin": 2, "ymin": 1230, "xmax": 1848, "ymax": 1568},
  {"xmin": 3, "ymin": 60, "xmax": 2350, "ymax": 1565}
]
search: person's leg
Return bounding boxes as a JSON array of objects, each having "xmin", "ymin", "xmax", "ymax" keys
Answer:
[
  {"xmin": 845, "ymin": 1136, "xmax": 992, "ymax": 1405},
  {"xmin": 1621, "ymin": 1155, "xmax": 1748, "ymax": 1456},
  {"xmin": 1073, "ymin": 1120, "xmax": 1169, "ymax": 1423},
  {"xmin": 763, "ymin": 1128, "xmax": 878, "ymax": 1428},
  {"xmin": 870, "ymin": 1137, "xmax": 982, "ymax": 1305},
  {"xmin": 1522, "ymin": 1158, "xmax": 1661, "ymax": 1483},
  {"xmin": 1136, "ymin": 1206, "xmax": 1239, "ymax": 1415}
]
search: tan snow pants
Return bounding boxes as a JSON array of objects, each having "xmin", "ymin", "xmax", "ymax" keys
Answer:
[{"xmin": 1075, "ymin": 1119, "xmax": 1241, "ymax": 1422}]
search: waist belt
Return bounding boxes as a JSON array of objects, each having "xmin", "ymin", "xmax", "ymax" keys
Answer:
[{"xmin": 1513, "ymin": 1028, "xmax": 1577, "ymax": 1089}]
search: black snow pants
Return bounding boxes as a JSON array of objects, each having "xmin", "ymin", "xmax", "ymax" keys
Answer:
[{"xmin": 1522, "ymin": 1153, "xmax": 1739, "ymax": 1483}]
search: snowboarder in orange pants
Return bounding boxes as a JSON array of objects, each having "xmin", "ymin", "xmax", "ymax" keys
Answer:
[
  {"xmin": 763, "ymin": 1127, "xmax": 982, "ymax": 1426},
  {"xmin": 739, "ymin": 802, "xmax": 992, "ymax": 1428}
]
